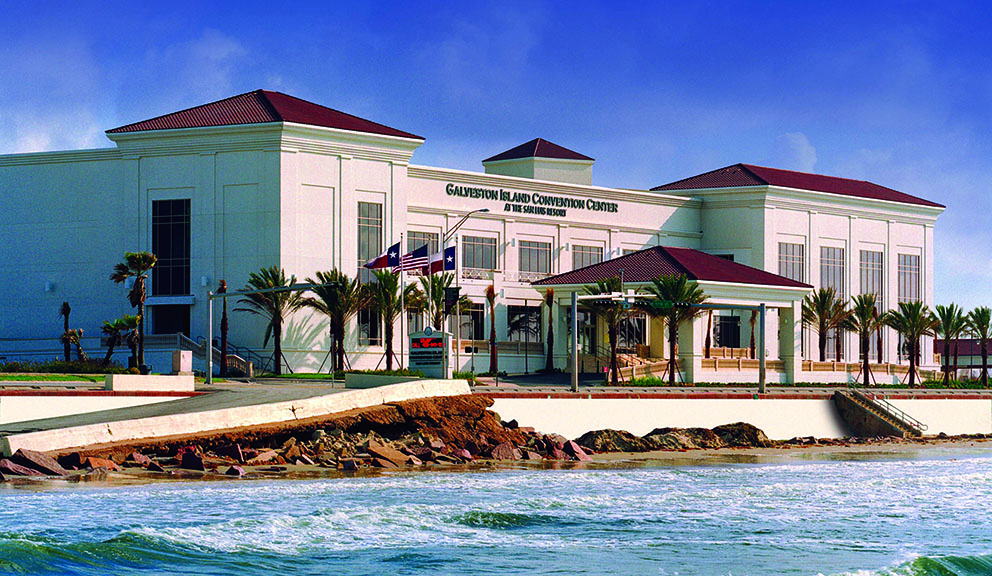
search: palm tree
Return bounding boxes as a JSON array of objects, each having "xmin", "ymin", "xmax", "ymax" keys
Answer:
[
  {"xmin": 415, "ymin": 273, "xmax": 470, "ymax": 331},
  {"xmin": 581, "ymin": 277, "xmax": 625, "ymax": 386},
  {"xmin": 101, "ymin": 315, "xmax": 139, "ymax": 367},
  {"xmin": 110, "ymin": 251, "xmax": 157, "ymax": 367},
  {"xmin": 58, "ymin": 302, "xmax": 71, "ymax": 361},
  {"xmin": 704, "ymin": 310, "xmax": 713, "ymax": 358},
  {"xmin": 845, "ymin": 294, "xmax": 884, "ymax": 386},
  {"xmin": 217, "ymin": 280, "xmax": 229, "ymax": 377},
  {"xmin": 369, "ymin": 269, "xmax": 419, "ymax": 370},
  {"xmin": 640, "ymin": 274, "xmax": 708, "ymax": 386},
  {"xmin": 61, "ymin": 328, "xmax": 88, "ymax": 362},
  {"xmin": 883, "ymin": 300, "xmax": 938, "ymax": 388},
  {"xmin": 934, "ymin": 303, "xmax": 966, "ymax": 386},
  {"xmin": 802, "ymin": 288, "xmax": 851, "ymax": 362},
  {"xmin": 235, "ymin": 266, "xmax": 305, "ymax": 376},
  {"xmin": 485, "ymin": 284, "xmax": 498, "ymax": 374},
  {"xmin": 304, "ymin": 269, "xmax": 370, "ymax": 373},
  {"xmin": 966, "ymin": 307, "xmax": 992, "ymax": 387},
  {"xmin": 543, "ymin": 288, "xmax": 555, "ymax": 372}
]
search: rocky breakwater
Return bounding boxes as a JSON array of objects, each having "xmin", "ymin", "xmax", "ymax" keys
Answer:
[
  {"xmin": 575, "ymin": 422, "xmax": 776, "ymax": 453},
  {"xmin": 31, "ymin": 395, "xmax": 595, "ymax": 479}
]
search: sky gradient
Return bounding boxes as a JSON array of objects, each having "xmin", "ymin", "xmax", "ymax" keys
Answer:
[{"xmin": 2, "ymin": 2, "xmax": 989, "ymax": 307}]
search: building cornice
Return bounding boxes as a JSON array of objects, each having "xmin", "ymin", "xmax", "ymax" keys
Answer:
[
  {"xmin": 0, "ymin": 147, "xmax": 123, "ymax": 167},
  {"xmin": 408, "ymin": 164, "xmax": 700, "ymax": 209}
]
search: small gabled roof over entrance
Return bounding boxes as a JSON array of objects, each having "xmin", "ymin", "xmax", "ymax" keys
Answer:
[
  {"xmin": 651, "ymin": 163, "xmax": 943, "ymax": 208},
  {"xmin": 533, "ymin": 246, "xmax": 811, "ymax": 289},
  {"xmin": 107, "ymin": 90, "xmax": 424, "ymax": 140}
]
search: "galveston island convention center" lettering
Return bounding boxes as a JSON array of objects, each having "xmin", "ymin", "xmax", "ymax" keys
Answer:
[{"xmin": 445, "ymin": 183, "xmax": 618, "ymax": 218}]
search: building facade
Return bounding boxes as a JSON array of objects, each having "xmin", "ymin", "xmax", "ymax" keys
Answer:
[{"xmin": 0, "ymin": 90, "xmax": 944, "ymax": 378}]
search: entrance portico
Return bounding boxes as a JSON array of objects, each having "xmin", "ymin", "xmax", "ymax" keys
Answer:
[{"xmin": 534, "ymin": 246, "xmax": 811, "ymax": 385}]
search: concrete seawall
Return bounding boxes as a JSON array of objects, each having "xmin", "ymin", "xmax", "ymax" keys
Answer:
[
  {"xmin": 1, "ymin": 379, "xmax": 470, "ymax": 456},
  {"xmin": 488, "ymin": 393, "xmax": 992, "ymax": 440}
]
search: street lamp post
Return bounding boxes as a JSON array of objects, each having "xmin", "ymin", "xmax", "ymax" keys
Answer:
[{"xmin": 443, "ymin": 208, "xmax": 489, "ymax": 378}]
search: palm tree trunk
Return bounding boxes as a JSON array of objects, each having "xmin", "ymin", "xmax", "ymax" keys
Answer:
[
  {"xmin": 834, "ymin": 331, "xmax": 842, "ymax": 362},
  {"xmin": 668, "ymin": 319, "xmax": 678, "ymax": 386},
  {"xmin": 102, "ymin": 339, "xmax": 117, "ymax": 367},
  {"xmin": 861, "ymin": 335, "xmax": 870, "ymax": 386},
  {"xmin": 909, "ymin": 338, "xmax": 918, "ymax": 388},
  {"xmin": 818, "ymin": 327, "xmax": 827, "ymax": 362},
  {"xmin": 942, "ymin": 339, "xmax": 950, "ymax": 386},
  {"xmin": 876, "ymin": 327, "xmax": 883, "ymax": 364},
  {"xmin": 273, "ymin": 320, "xmax": 283, "ymax": 376},
  {"xmin": 137, "ymin": 302, "xmax": 145, "ymax": 366},
  {"xmin": 220, "ymin": 299, "xmax": 229, "ymax": 377},
  {"xmin": 609, "ymin": 321, "xmax": 619, "ymax": 386},
  {"xmin": 385, "ymin": 315, "xmax": 394, "ymax": 371},
  {"xmin": 704, "ymin": 310, "xmax": 712, "ymax": 359},
  {"xmin": 983, "ymin": 341, "xmax": 989, "ymax": 388},
  {"xmin": 953, "ymin": 341, "xmax": 959, "ymax": 380},
  {"xmin": 545, "ymin": 310, "xmax": 554, "ymax": 372},
  {"xmin": 489, "ymin": 308, "xmax": 497, "ymax": 374},
  {"xmin": 335, "ymin": 325, "xmax": 346, "ymax": 373}
]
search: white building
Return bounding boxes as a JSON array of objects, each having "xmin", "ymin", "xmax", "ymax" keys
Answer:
[{"xmin": 0, "ymin": 90, "xmax": 944, "ymax": 381}]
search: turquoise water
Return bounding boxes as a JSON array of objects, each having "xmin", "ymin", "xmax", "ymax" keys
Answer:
[{"xmin": 2, "ymin": 449, "xmax": 992, "ymax": 575}]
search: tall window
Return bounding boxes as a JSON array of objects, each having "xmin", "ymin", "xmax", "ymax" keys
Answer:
[
  {"xmin": 507, "ymin": 305, "xmax": 542, "ymax": 342},
  {"xmin": 859, "ymin": 251, "xmax": 884, "ymax": 301},
  {"xmin": 462, "ymin": 236, "xmax": 496, "ymax": 270},
  {"xmin": 357, "ymin": 202, "xmax": 382, "ymax": 345},
  {"xmin": 152, "ymin": 199, "xmax": 191, "ymax": 296},
  {"xmin": 519, "ymin": 241, "xmax": 551, "ymax": 275},
  {"xmin": 458, "ymin": 303, "xmax": 486, "ymax": 341},
  {"xmin": 778, "ymin": 242, "xmax": 804, "ymax": 282},
  {"xmin": 151, "ymin": 199, "xmax": 191, "ymax": 336},
  {"xmin": 821, "ymin": 246, "xmax": 846, "ymax": 358},
  {"xmin": 898, "ymin": 254, "xmax": 921, "ymax": 303},
  {"xmin": 572, "ymin": 245, "xmax": 603, "ymax": 270},
  {"xmin": 408, "ymin": 231, "xmax": 439, "ymax": 255}
]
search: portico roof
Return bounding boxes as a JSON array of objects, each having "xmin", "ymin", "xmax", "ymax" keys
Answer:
[
  {"xmin": 107, "ymin": 90, "xmax": 423, "ymax": 140},
  {"xmin": 533, "ymin": 246, "xmax": 811, "ymax": 289}
]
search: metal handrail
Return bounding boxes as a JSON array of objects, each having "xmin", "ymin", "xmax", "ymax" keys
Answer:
[{"xmin": 849, "ymin": 384, "xmax": 928, "ymax": 433}]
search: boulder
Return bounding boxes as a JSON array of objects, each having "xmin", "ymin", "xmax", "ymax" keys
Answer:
[
  {"xmin": 84, "ymin": 457, "xmax": 120, "ymax": 471},
  {"xmin": 550, "ymin": 448, "xmax": 570, "ymax": 460},
  {"xmin": 575, "ymin": 429, "xmax": 659, "ymax": 453},
  {"xmin": 0, "ymin": 459, "xmax": 44, "ymax": 476},
  {"xmin": 147, "ymin": 461, "xmax": 166, "ymax": 472},
  {"xmin": 643, "ymin": 428, "xmax": 727, "ymax": 450},
  {"xmin": 338, "ymin": 458, "xmax": 360, "ymax": 471},
  {"xmin": 0, "ymin": 470, "xmax": 6, "ymax": 482},
  {"xmin": 372, "ymin": 457, "xmax": 398, "ymax": 469},
  {"xmin": 522, "ymin": 450, "xmax": 543, "ymax": 461},
  {"xmin": 82, "ymin": 467, "xmax": 109, "ymax": 480},
  {"xmin": 311, "ymin": 429, "xmax": 327, "ymax": 442},
  {"xmin": 283, "ymin": 444, "xmax": 302, "ymax": 461},
  {"xmin": 563, "ymin": 441, "xmax": 592, "ymax": 461},
  {"xmin": 490, "ymin": 442, "xmax": 522, "ymax": 460},
  {"xmin": 216, "ymin": 444, "xmax": 245, "ymax": 463},
  {"xmin": 405, "ymin": 455, "xmax": 423, "ymax": 466},
  {"xmin": 281, "ymin": 436, "xmax": 297, "ymax": 450},
  {"xmin": 180, "ymin": 452, "xmax": 205, "ymax": 471},
  {"xmin": 11, "ymin": 449, "xmax": 68, "ymax": 476},
  {"xmin": 247, "ymin": 450, "xmax": 279, "ymax": 465},
  {"xmin": 126, "ymin": 452, "xmax": 153, "ymax": 467},
  {"xmin": 711, "ymin": 422, "xmax": 773, "ymax": 448},
  {"xmin": 366, "ymin": 439, "xmax": 408, "ymax": 467},
  {"xmin": 296, "ymin": 454, "xmax": 315, "ymax": 466},
  {"xmin": 453, "ymin": 448, "xmax": 473, "ymax": 461},
  {"xmin": 225, "ymin": 466, "xmax": 246, "ymax": 477}
]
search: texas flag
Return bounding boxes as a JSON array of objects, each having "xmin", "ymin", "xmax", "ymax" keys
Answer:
[
  {"xmin": 363, "ymin": 241, "xmax": 401, "ymax": 269},
  {"xmin": 423, "ymin": 246, "xmax": 456, "ymax": 275}
]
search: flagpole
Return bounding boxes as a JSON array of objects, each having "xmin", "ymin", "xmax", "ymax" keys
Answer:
[
  {"xmin": 400, "ymin": 232, "xmax": 405, "ymax": 370},
  {"xmin": 455, "ymin": 235, "xmax": 460, "ymax": 375}
]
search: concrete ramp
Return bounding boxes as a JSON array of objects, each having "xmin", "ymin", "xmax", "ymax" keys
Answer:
[
  {"xmin": 833, "ymin": 389, "xmax": 926, "ymax": 438},
  {"xmin": 1, "ymin": 379, "xmax": 470, "ymax": 456}
]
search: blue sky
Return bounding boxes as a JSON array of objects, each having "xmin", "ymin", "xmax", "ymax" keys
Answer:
[{"xmin": 2, "ymin": 2, "xmax": 990, "ymax": 308}]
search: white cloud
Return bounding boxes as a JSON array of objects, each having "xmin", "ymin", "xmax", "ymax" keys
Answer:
[
  {"xmin": 138, "ymin": 29, "xmax": 249, "ymax": 108},
  {"xmin": 770, "ymin": 132, "xmax": 817, "ymax": 172}
]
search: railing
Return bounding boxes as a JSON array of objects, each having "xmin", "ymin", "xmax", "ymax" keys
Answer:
[
  {"xmin": 461, "ymin": 268, "xmax": 496, "ymax": 281},
  {"xmin": 848, "ymin": 384, "xmax": 928, "ymax": 433},
  {"xmin": 512, "ymin": 270, "xmax": 552, "ymax": 283}
]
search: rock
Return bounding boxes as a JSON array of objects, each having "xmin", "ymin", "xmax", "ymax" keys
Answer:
[
  {"xmin": 281, "ymin": 437, "xmax": 297, "ymax": 450},
  {"xmin": 225, "ymin": 466, "xmax": 246, "ymax": 477},
  {"xmin": 643, "ymin": 428, "xmax": 727, "ymax": 450},
  {"xmin": 575, "ymin": 429, "xmax": 659, "ymax": 453},
  {"xmin": 84, "ymin": 457, "xmax": 121, "ymax": 471},
  {"xmin": 81, "ymin": 467, "xmax": 109, "ymax": 480},
  {"xmin": 522, "ymin": 450, "xmax": 543, "ymax": 460},
  {"xmin": 175, "ymin": 445, "xmax": 199, "ymax": 457},
  {"xmin": 366, "ymin": 439, "xmax": 408, "ymax": 467},
  {"xmin": 216, "ymin": 444, "xmax": 245, "ymax": 463},
  {"xmin": 711, "ymin": 423, "xmax": 773, "ymax": 448},
  {"xmin": 327, "ymin": 428, "xmax": 344, "ymax": 439},
  {"xmin": 284, "ymin": 444, "xmax": 302, "ymax": 461},
  {"xmin": 429, "ymin": 439, "xmax": 445, "ymax": 451},
  {"xmin": 550, "ymin": 448, "xmax": 570, "ymax": 460},
  {"xmin": 505, "ymin": 419, "xmax": 519, "ymax": 429},
  {"xmin": 406, "ymin": 455, "xmax": 423, "ymax": 466},
  {"xmin": 518, "ymin": 426, "xmax": 536, "ymax": 434},
  {"xmin": 126, "ymin": 452, "xmax": 153, "ymax": 467},
  {"xmin": 490, "ymin": 442, "xmax": 522, "ymax": 460},
  {"xmin": 247, "ymin": 450, "xmax": 278, "ymax": 465},
  {"xmin": 0, "ymin": 459, "xmax": 43, "ymax": 476},
  {"xmin": 11, "ymin": 449, "xmax": 68, "ymax": 476},
  {"xmin": 57, "ymin": 452, "xmax": 84, "ymax": 471},
  {"xmin": 453, "ymin": 448, "xmax": 473, "ymax": 461},
  {"xmin": 338, "ymin": 458, "xmax": 360, "ymax": 471},
  {"xmin": 0, "ymin": 470, "xmax": 6, "ymax": 482},
  {"xmin": 311, "ymin": 429, "xmax": 327, "ymax": 442},
  {"xmin": 563, "ymin": 441, "xmax": 592, "ymax": 461},
  {"xmin": 180, "ymin": 452, "xmax": 205, "ymax": 471},
  {"xmin": 296, "ymin": 454, "xmax": 315, "ymax": 466},
  {"xmin": 259, "ymin": 466, "xmax": 287, "ymax": 472},
  {"xmin": 147, "ymin": 461, "xmax": 166, "ymax": 472}
]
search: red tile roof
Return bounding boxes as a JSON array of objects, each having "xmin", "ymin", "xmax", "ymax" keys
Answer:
[
  {"xmin": 483, "ymin": 138, "xmax": 593, "ymax": 163},
  {"xmin": 533, "ymin": 246, "xmax": 811, "ymax": 288},
  {"xmin": 652, "ymin": 163, "xmax": 943, "ymax": 208},
  {"xmin": 107, "ymin": 90, "xmax": 423, "ymax": 140}
]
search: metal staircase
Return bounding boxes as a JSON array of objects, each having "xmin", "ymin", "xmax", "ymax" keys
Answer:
[{"xmin": 834, "ymin": 386, "xmax": 926, "ymax": 438}]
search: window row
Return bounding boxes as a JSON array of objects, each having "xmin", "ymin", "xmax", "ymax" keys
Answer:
[{"xmin": 777, "ymin": 242, "xmax": 920, "ymax": 303}]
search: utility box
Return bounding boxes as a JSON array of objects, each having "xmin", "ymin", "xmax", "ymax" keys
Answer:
[{"xmin": 172, "ymin": 350, "xmax": 193, "ymax": 375}]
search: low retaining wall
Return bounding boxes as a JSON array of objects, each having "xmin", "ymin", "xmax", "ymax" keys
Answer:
[
  {"xmin": 0, "ymin": 379, "xmax": 470, "ymax": 456},
  {"xmin": 0, "ymin": 392, "xmax": 193, "ymax": 426},
  {"xmin": 105, "ymin": 374, "xmax": 195, "ymax": 392},
  {"xmin": 488, "ymin": 395, "xmax": 992, "ymax": 440}
]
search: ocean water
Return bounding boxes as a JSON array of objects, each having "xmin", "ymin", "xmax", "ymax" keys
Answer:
[{"xmin": 1, "ymin": 449, "xmax": 992, "ymax": 575}]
